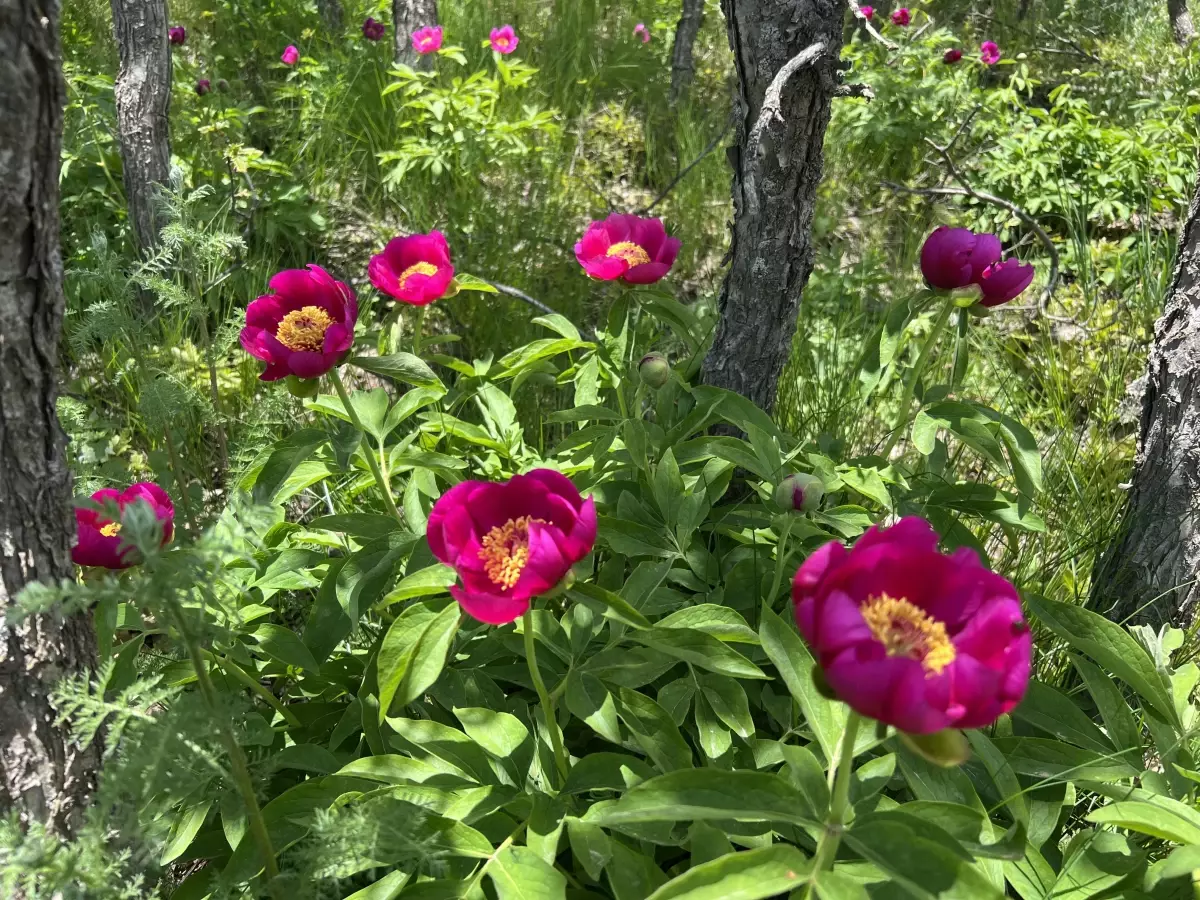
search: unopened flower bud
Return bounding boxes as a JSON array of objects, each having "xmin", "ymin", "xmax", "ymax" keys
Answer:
[
  {"xmin": 774, "ymin": 473, "xmax": 824, "ymax": 513},
  {"xmin": 638, "ymin": 353, "xmax": 671, "ymax": 389},
  {"xmin": 286, "ymin": 375, "xmax": 320, "ymax": 398}
]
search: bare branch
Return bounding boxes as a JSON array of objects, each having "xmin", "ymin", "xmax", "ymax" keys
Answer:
[
  {"xmin": 846, "ymin": 0, "xmax": 897, "ymax": 50},
  {"xmin": 746, "ymin": 41, "xmax": 828, "ymax": 165},
  {"xmin": 488, "ymin": 282, "xmax": 597, "ymax": 342}
]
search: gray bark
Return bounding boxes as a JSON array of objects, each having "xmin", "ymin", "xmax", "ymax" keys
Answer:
[
  {"xmin": 0, "ymin": 0, "xmax": 99, "ymax": 835},
  {"xmin": 392, "ymin": 0, "xmax": 437, "ymax": 68},
  {"xmin": 318, "ymin": 0, "xmax": 343, "ymax": 33},
  {"xmin": 1093, "ymin": 166, "xmax": 1200, "ymax": 628},
  {"xmin": 110, "ymin": 0, "xmax": 171, "ymax": 254},
  {"xmin": 701, "ymin": 0, "xmax": 845, "ymax": 413},
  {"xmin": 1170, "ymin": 0, "xmax": 1196, "ymax": 44},
  {"xmin": 670, "ymin": 0, "xmax": 705, "ymax": 105}
]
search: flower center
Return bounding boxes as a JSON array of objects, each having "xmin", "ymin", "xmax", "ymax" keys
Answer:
[
  {"xmin": 398, "ymin": 261, "xmax": 439, "ymax": 290},
  {"xmin": 479, "ymin": 516, "xmax": 546, "ymax": 590},
  {"xmin": 495, "ymin": 37, "xmax": 510, "ymax": 48},
  {"xmin": 276, "ymin": 306, "xmax": 334, "ymax": 352},
  {"xmin": 606, "ymin": 241, "xmax": 651, "ymax": 267},
  {"xmin": 99, "ymin": 522, "xmax": 122, "ymax": 538},
  {"xmin": 860, "ymin": 593, "xmax": 956, "ymax": 676}
]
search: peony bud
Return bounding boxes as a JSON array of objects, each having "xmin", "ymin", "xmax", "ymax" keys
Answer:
[
  {"xmin": 774, "ymin": 473, "xmax": 824, "ymax": 514},
  {"xmin": 639, "ymin": 353, "xmax": 671, "ymax": 389},
  {"xmin": 195, "ymin": 79, "xmax": 211, "ymax": 95}
]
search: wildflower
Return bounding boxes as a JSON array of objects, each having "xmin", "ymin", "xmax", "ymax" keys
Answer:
[
  {"xmin": 775, "ymin": 473, "xmax": 824, "ymax": 514},
  {"xmin": 891, "ymin": 8, "xmax": 910, "ymax": 25},
  {"xmin": 281, "ymin": 45, "xmax": 300, "ymax": 65},
  {"xmin": 793, "ymin": 517, "xmax": 1031, "ymax": 734},
  {"xmin": 634, "ymin": 22, "xmax": 650, "ymax": 43},
  {"xmin": 240, "ymin": 265, "xmax": 358, "ymax": 381},
  {"xmin": 920, "ymin": 227, "xmax": 987, "ymax": 291},
  {"xmin": 639, "ymin": 353, "xmax": 670, "ymax": 388},
  {"xmin": 195, "ymin": 79, "xmax": 211, "ymax": 95},
  {"xmin": 369, "ymin": 231, "xmax": 455, "ymax": 305},
  {"xmin": 490, "ymin": 24, "xmax": 519, "ymax": 54},
  {"xmin": 574, "ymin": 213, "xmax": 681, "ymax": 285},
  {"xmin": 427, "ymin": 470, "xmax": 597, "ymax": 624},
  {"xmin": 168, "ymin": 25, "xmax": 186, "ymax": 45},
  {"xmin": 860, "ymin": 5, "xmax": 875, "ymax": 18},
  {"xmin": 943, "ymin": 48, "xmax": 962, "ymax": 64},
  {"xmin": 362, "ymin": 17, "xmax": 386, "ymax": 41},
  {"xmin": 978, "ymin": 258, "xmax": 1035, "ymax": 307},
  {"xmin": 73, "ymin": 483, "xmax": 174, "ymax": 569},
  {"xmin": 980, "ymin": 40, "xmax": 1001, "ymax": 65},
  {"xmin": 411, "ymin": 25, "xmax": 443, "ymax": 54}
]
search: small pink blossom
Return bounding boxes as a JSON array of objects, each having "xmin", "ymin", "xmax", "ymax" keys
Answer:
[
  {"xmin": 943, "ymin": 48, "xmax": 962, "ymax": 64},
  {"xmin": 281, "ymin": 45, "xmax": 300, "ymax": 65},
  {"xmin": 490, "ymin": 24, "xmax": 519, "ymax": 54},
  {"xmin": 168, "ymin": 25, "xmax": 186, "ymax": 45},
  {"xmin": 411, "ymin": 25, "xmax": 443, "ymax": 54},
  {"xmin": 633, "ymin": 22, "xmax": 650, "ymax": 43},
  {"xmin": 980, "ymin": 40, "xmax": 1001, "ymax": 65},
  {"xmin": 891, "ymin": 7, "xmax": 910, "ymax": 25},
  {"xmin": 575, "ymin": 214, "xmax": 681, "ymax": 285},
  {"xmin": 860, "ymin": 5, "xmax": 875, "ymax": 18}
]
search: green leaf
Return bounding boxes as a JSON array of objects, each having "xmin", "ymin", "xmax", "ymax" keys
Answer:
[
  {"xmin": 633, "ymin": 627, "xmax": 766, "ymax": 679},
  {"xmin": 562, "ymin": 752, "xmax": 656, "ymax": 794},
  {"xmin": 653, "ymin": 448, "xmax": 687, "ymax": 528},
  {"xmin": 616, "ymin": 687, "xmax": 694, "ymax": 772},
  {"xmin": 452, "ymin": 273, "xmax": 500, "ymax": 294},
  {"xmin": 986, "ymin": 737, "xmax": 1139, "ymax": 782},
  {"xmin": 252, "ymin": 428, "xmax": 327, "ymax": 505},
  {"xmin": 252, "ymin": 623, "xmax": 321, "ymax": 672},
  {"xmin": 453, "ymin": 707, "xmax": 530, "ymax": 759},
  {"xmin": 352, "ymin": 353, "xmax": 443, "ymax": 388},
  {"xmin": 565, "ymin": 672, "xmax": 624, "ymax": 743},
  {"xmin": 570, "ymin": 582, "xmax": 652, "ymax": 629},
  {"xmin": 341, "ymin": 870, "xmax": 410, "ymax": 900},
  {"xmin": 386, "ymin": 717, "xmax": 498, "ymax": 784},
  {"xmin": 1087, "ymin": 798, "xmax": 1200, "ymax": 844},
  {"xmin": 378, "ymin": 563, "xmax": 457, "ymax": 607},
  {"xmin": 310, "ymin": 513, "xmax": 406, "ymax": 538},
  {"xmin": 1012, "ymin": 681, "xmax": 1115, "ymax": 753},
  {"xmin": 657, "ymin": 605, "xmax": 759, "ymax": 643},
  {"xmin": 334, "ymin": 755, "xmax": 449, "ymax": 784},
  {"xmin": 700, "ymin": 674, "xmax": 754, "ymax": 739},
  {"xmin": 966, "ymin": 730, "xmax": 1028, "ymax": 828},
  {"xmin": 377, "ymin": 601, "xmax": 461, "ymax": 716},
  {"xmin": 1070, "ymin": 654, "xmax": 1143, "ymax": 764},
  {"xmin": 159, "ymin": 799, "xmax": 211, "ymax": 865},
  {"xmin": 488, "ymin": 844, "xmax": 567, "ymax": 900},
  {"xmin": 567, "ymin": 817, "xmax": 611, "ymax": 881},
  {"xmin": 644, "ymin": 845, "xmax": 812, "ymax": 900},
  {"xmin": 1047, "ymin": 830, "xmax": 1142, "ymax": 900}
]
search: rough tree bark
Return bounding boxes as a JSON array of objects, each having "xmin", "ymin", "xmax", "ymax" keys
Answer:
[
  {"xmin": 393, "ymin": 0, "xmax": 437, "ymax": 68},
  {"xmin": 0, "ymin": 0, "xmax": 99, "ymax": 834},
  {"xmin": 318, "ymin": 0, "xmax": 343, "ymax": 33},
  {"xmin": 1092, "ymin": 165, "xmax": 1200, "ymax": 628},
  {"xmin": 1170, "ymin": 0, "xmax": 1196, "ymax": 44},
  {"xmin": 669, "ymin": 0, "xmax": 705, "ymax": 105},
  {"xmin": 110, "ymin": 0, "xmax": 171, "ymax": 254},
  {"xmin": 701, "ymin": 0, "xmax": 845, "ymax": 413}
]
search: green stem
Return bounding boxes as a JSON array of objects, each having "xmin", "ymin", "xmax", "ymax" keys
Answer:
[
  {"xmin": 880, "ymin": 300, "xmax": 955, "ymax": 458},
  {"xmin": 412, "ymin": 305, "xmax": 427, "ymax": 358},
  {"xmin": 523, "ymin": 608, "xmax": 569, "ymax": 786},
  {"xmin": 163, "ymin": 428, "xmax": 198, "ymax": 535},
  {"xmin": 767, "ymin": 516, "xmax": 795, "ymax": 616},
  {"xmin": 204, "ymin": 649, "xmax": 302, "ymax": 728},
  {"xmin": 809, "ymin": 711, "xmax": 862, "ymax": 890},
  {"xmin": 328, "ymin": 367, "xmax": 404, "ymax": 525}
]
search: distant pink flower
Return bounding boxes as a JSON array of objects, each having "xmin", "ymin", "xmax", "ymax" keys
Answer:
[
  {"xmin": 634, "ymin": 22, "xmax": 650, "ymax": 43},
  {"xmin": 943, "ymin": 48, "xmax": 962, "ymax": 64},
  {"xmin": 168, "ymin": 25, "xmax": 186, "ymax": 45},
  {"xmin": 860, "ymin": 5, "xmax": 875, "ymax": 18},
  {"xmin": 575, "ymin": 214, "xmax": 681, "ymax": 285},
  {"xmin": 891, "ymin": 7, "xmax": 910, "ymax": 25},
  {"xmin": 980, "ymin": 40, "xmax": 1001, "ymax": 65},
  {"xmin": 281, "ymin": 45, "xmax": 300, "ymax": 65},
  {"xmin": 411, "ymin": 25, "xmax": 443, "ymax": 54},
  {"xmin": 73, "ymin": 483, "xmax": 175, "ymax": 569},
  {"xmin": 369, "ymin": 231, "xmax": 455, "ymax": 306},
  {"xmin": 490, "ymin": 24, "xmax": 519, "ymax": 54},
  {"xmin": 362, "ymin": 17, "xmax": 386, "ymax": 41},
  {"xmin": 195, "ymin": 79, "xmax": 211, "ymax": 95}
]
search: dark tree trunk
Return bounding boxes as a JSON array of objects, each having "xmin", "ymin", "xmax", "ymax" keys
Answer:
[
  {"xmin": 1170, "ymin": 0, "xmax": 1196, "ymax": 44},
  {"xmin": 1017, "ymin": 0, "xmax": 1032, "ymax": 20},
  {"xmin": 1093, "ymin": 167, "xmax": 1200, "ymax": 628},
  {"xmin": 318, "ymin": 0, "xmax": 343, "ymax": 33},
  {"xmin": 0, "ymin": 0, "xmax": 99, "ymax": 835},
  {"xmin": 110, "ymin": 0, "xmax": 171, "ymax": 254},
  {"xmin": 701, "ymin": 0, "xmax": 845, "ymax": 413},
  {"xmin": 669, "ymin": 0, "xmax": 705, "ymax": 105},
  {"xmin": 393, "ymin": 0, "xmax": 437, "ymax": 68}
]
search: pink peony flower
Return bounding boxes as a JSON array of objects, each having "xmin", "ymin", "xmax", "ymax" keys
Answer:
[
  {"xmin": 427, "ymin": 469, "xmax": 597, "ymax": 624},
  {"xmin": 575, "ymin": 214, "xmax": 681, "ymax": 285},
  {"xmin": 369, "ymin": 231, "xmax": 455, "ymax": 305},
  {"xmin": 980, "ymin": 40, "xmax": 1001, "ymax": 65},
  {"xmin": 967, "ymin": 232, "xmax": 1002, "ymax": 283},
  {"xmin": 168, "ymin": 25, "xmax": 186, "ymax": 45},
  {"xmin": 891, "ymin": 7, "xmax": 911, "ymax": 25},
  {"xmin": 362, "ymin": 17, "xmax": 386, "ymax": 41},
  {"xmin": 490, "ymin": 24, "xmax": 519, "ymax": 54},
  {"xmin": 978, "ymin": 258, "xmax": 1035, "ymax": 307},
  {"xmin": 240, "ymin": 265, "xmax": 358, "ymax": 381},
  {"xmin": 920, "ymin": 227, "xmax": 988, "ymax": 291},
  {"xmin": 281, "ymin": 45, "xmax": 300, "ymax": 65},
  {"xmin": 634, "ymin": 22, "xmax": 650, "ymax": 43},
  {"xmin": 195, "ymin": 79, "xmax": 211, "ymax": 95},
  {"xmin": 793, "ymin": 517, "xmax": 1031, "ymax": 734},
  {"xmin": 73, "ymin": 483, "xmax": 174, "ymax": 569},
  {"xmin": 943, "ymin": 48, "xmax": 963, "ymax": 64},
  {"xmin": 860, "ymin": 5, "xmax": 875, "ymax": 18},
  {"xmin": 411, "ymin": 25, "xmax": 443, "ymax": 54}
]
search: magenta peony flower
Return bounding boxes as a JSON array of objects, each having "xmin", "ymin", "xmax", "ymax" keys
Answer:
[
  {"xmin": 362, "ymin": 17, "xmax": 386, "ymax": 41},
  {"xmin": 411, "ymin": 25, "xmax": 443, "ymax": 54},
  {"xmin": 490, "ymin": 24, "xmax": 519, "ymax": 54},
  {"xmin": 891, "ymin": 7, "xmax": 911, "ymax": 25},
  {"xmin": 195, "ymin": 79, "xmax": 211, "ymax": 95},
  {"xmin": 281, "ymin": 44, "xmax": 300, "ymax": 65},
  {"xmin": 980, "ymin": 40, "xmax": 1001, "ymax": 65},
  {"xmin": 860, "ymin": 5, "xmax": 875, "ymax": 18},
  {"xmin": 73, "ymin": 483, "xmax": 174, "ymax": 569},
  {"xmin": 240, "ymin": 265, "xmax": 358, "ymax": 381},
  {"xmin": 168, "ymin": 25, "xmax": 186, "ymax": 45},
  {"xmin": 943, "ymin": 48, "xmax": 962, "ymax": 64},
  {"xmin": 575, "ymin": 214, "xmax": 681, "ymax": 285},
  {"xmin": 427, "ymin": 469, "xmax": 597, "ymax": 624},
  {"xmin": 634, "ymin": 22, "xmax": 650, "ymax": 43},
  {"xmin": 369, "ymin": 231, "xmax": 455, "ymax": 305},
  {"xmin": 920, "ymin": 227, "xmax": 982, "ymax": 291},
  {"xmin": 978, "ymin": 258, "xmax": 1035, "ymax": 307},
  {"xmin": 793, "ymin": 517, "xmax": 1031, "ymax": 734},
  {"xmin": 967, "ymin": 232, "xmax": 1002, "ymax": 283}
]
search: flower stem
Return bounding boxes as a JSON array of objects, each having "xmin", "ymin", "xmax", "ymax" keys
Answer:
[
  {"xmin": 767, "ymin": 515, "xmax": 795, "ymax": 614},
  {"xmin": 412, "ymin": 305, "xmax": 427, "ymax": 358},
  {"xmin": 328, "ymin": 367, "xmax": 404, "ymax": 525},
  {"xmin": 523, "ymin": 607, "xmax": 569, "ymax": 785},
  {"xmin": 880, "ymin": 300, "xmax": 955, "ymax": 458},
  {"xmin": 809, "ymin": 711, "xmax": 862, "ymax": 891}
]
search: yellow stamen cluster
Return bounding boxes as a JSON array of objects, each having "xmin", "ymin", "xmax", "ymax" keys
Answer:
[
  {"xmin": 99, "ymin": 522, "xmax": 122, "ymax": 538},
  {"xmin": 860, "ymin": 593, "xmax": 956, "ymax": 676},
  {"xmin": 398, "ymin": 261, "xmax": 440, "ymax": 290},
  {"xmin": 479, "ymin": 516, "xmax": 546, "ymax": 590},
  {"xmin": 606, "ymin": 241, "xmax": 652, "ymax": 267},
  {"xmin": 275, "ymin": 305, "xmax": 334, "ymax": 352}
]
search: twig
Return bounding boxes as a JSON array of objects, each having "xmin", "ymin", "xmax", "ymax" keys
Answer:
[
  {"xmin": 488, "ymin": 282, "xmax": 597, "ymax": 342},
  {"xmin": 1035, "ymin": 24, "xmax": 1102, "ymax": 64},
  {"xmin": 846, "ymin": 0, "xmax": 897, "ymax": 50},
  {"xmin": 636, "ymin": 117, "xmax": 734, "ymax": 215}
]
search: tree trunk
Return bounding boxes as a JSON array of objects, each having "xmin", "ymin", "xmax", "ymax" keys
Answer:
[
  {"xmin": 669, "ymin": 0, "xmax": 705, "ymax": 105},
  {"xmin": 318, "ymin": 0, "xmax": 343, "ymax": 33},
  {"xmin": 701, "ymin": 0, "xmax": 845, "ymax": 413},
  {"xmin": 0, "ymin": 0, "xmax": 100, "ymax": 835},
  {"xmin": 1170, "ymin": 0, "xmax": 1196, "ymax": 44},
  {"xmin": 1092, "ymin": 167, "xmax": 1200, "ymax": 628},
  {"xmin": 393, "ymin": 0, "xmax": 437, "ymax": 68},
  {"xmin": 1016, "ymin": 0, "xmax": 1033, "ymax": 20},
  {"xmin": 110, "ymin": 0, "xmax": 171, "ymax": 254}
]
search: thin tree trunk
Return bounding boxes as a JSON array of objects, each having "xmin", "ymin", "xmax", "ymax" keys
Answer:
[
  {"xmin": 0, "ymin": 0, "xmax": 99, "ymax": 835},
  {"xmin": 1170, "ymin": 0, "xmax": 1196, "ymax": 44},
  {"xmin": 1093, "ymin": 165, "xmax": 1200, "ymax": 628},
  {"xmin": 110, "ymin": 0, "xmax": 171, "ymax": 254},
  {"xmin": 669, "ymin": 0, "xmax": 705, "ymax": 105},
  {"xmin": 1017, "ymin": 0, "xmax": 1032, "ymax": 20},
  {"xmin": 701, "ymin": 0, "xmax": 845, "ymax": 413},
  {"xmin": 393, "ymin": 0, "xmax": 437, "ymax": 68}
]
